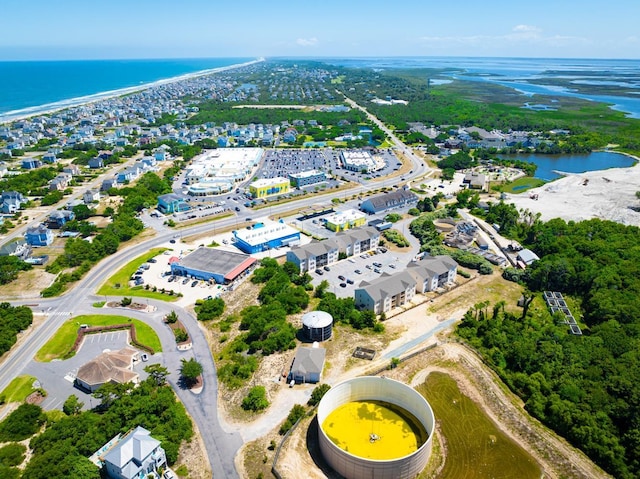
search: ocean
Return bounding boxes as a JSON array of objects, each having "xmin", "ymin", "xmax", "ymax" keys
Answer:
[{"xmin": 0, "ymin": 58, "xmax": 253, "ymax": 120}]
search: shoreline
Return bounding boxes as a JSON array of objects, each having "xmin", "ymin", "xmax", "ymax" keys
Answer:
[{"xmin": 0, "ymin": 57, "xmax": 264, "ymax": 125}]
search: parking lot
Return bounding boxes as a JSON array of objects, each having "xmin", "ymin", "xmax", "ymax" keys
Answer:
[
  {"xmin": 23, "ymin": 330, "xmax": 158, "ymax": 411},
  {"xmin": 258, "ymin": 149, "xmax": 335, "ymax": 179},
  {"xmin": 309, "ymin": 245, "xmax": 419, "ymax": 298}
]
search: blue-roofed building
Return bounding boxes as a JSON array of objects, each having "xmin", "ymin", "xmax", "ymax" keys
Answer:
[
  {"xmin": 233, "ymin": 219, "xmax": 301, "ymax": 254},
  {"xmin": 101, "ymin": 426, "xmax": 166, "ymax": 479},
  {"xmin": 22, "ymin": 158, "xmax": 42, "ymax": 170},
  {"xmin": 288, "ymin": 169, "xmax": 326, "ymax": 188},
  {"xmin": 157, "ymin": 193, "xmax": 190, "ymax": 214},
  {"xmin": 26, "ymin": 225, "xmax": 53, "ymax": 246}
]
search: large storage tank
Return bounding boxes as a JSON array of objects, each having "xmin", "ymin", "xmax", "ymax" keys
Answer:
[
  {"xmin": 302, "ymin": 311, "xmax": 333, "ymax": 341},
  {"xmin": 317, "ymin": 377, "xmax": 434, "ymax": 479}
]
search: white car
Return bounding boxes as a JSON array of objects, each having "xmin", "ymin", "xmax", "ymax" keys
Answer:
[{"xmin": 164, "ymin": 470, "xmax": 176, "ymax": 479}]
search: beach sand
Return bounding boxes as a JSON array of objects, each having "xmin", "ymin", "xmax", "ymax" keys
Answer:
[{"xmin": 505, "ymin": 160, "xmax": 640, "ymax": 226}]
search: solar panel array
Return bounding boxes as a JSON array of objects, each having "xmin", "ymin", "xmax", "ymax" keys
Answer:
[{"xmin": 544, "ymin": 291, "xmax": 582, "ymax": 335}]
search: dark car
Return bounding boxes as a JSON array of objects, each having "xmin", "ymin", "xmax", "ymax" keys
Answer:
[
  {"xmin": 340, "ymin": 283, "xmax": 347, "ymax": 288},
  {"xmin": 323, "ymin": 265, "xmax": 330, "ymax": 271},
  {"xmin": 148, "ymin": 258, "xmax": 157, "ymax": 263},
  {"xmin": 354, "ymin": 269, "xmax": 362, "ymax": 274},
  {"xmin": 315, "ymin": 269, "xmax": 323, "ymax": 275},
  {"xmin": 338, "ymin": 275, "xmax": 346, "ymax": 281},
  {"xmin": 182, "ymin": 278, "xmax": 189, "ymax": 284},
  {"xmin": 191, "ymin": 280, "xmax": 198, "ymax": 287},
  {"xmin": 169, "ymin": 239, "xmax": 176, "ymax": 244},
  {"xmin": 347, "ymin": 279, "xmax": 354, "ymax": 285},
  {"xmin": 235, "ymin": 206, "xmax": 241, "ymax": 211}
]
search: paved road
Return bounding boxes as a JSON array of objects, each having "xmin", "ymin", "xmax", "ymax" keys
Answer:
[{"xmin": 0, "ymin": 98, "xmax": 432, "ymax": 478}]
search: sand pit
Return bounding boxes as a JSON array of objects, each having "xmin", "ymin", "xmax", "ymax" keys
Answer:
[{"xmin": 505, "ymin": 162, "xmax": 640, "ymax": 226}]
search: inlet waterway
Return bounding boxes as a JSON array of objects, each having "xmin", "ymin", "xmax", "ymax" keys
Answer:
[{"xmin": 500, "ymin": 151, "xmax": 636, "ymax": 181}]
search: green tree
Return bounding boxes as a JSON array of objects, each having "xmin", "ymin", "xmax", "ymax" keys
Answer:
[
  {"xmin": 0, "ymin": 404, "xmax": 46, "ymax": 442},
  {"xmin": 180, "ymin": 358, "xmax": 203, "ymax": 387},
  {"xmin": 307, "ymin": 384, "xmax": 331, "ymax": 406},
  {"xmin": 144, "ymin": 364, "xmax": 169, "ymax": 386},
  {"xmin": 63, "ymin": 395, "xmax": 84, "ymax": 416},
  {"xmin": 241, "ymin": 386, "xmax": 269, "ymax": 412},
  {"xmin": 165, "ymin": 310, "xmax": 178, "ymax": 324},
  {"xmin": 195, "ymin": 297, "xmax": 225, "ymax": 321}
]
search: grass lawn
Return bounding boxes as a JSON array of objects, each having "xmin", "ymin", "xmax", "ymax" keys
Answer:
[
  {"xmin": 35, "ymin": 314, "xmax": 162, "ymax": 362},
  {"xmin": 96, "ymin": 248, "xmax": 178, "ymax": 301},
  {"xmin": 0, "ymin": 375, "xmax": 38, "ymax": 403},
  {"xmin": 418, "ymin": 372, "xmax": 541, "ymax": 479},
  {"xmin": 499, "ymin": 176, "xmax": 547, "ymax": 194}
]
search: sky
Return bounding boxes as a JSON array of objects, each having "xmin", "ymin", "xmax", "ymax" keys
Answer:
[{"xmin": 1, "ymin": 0, "xmax": 639, "ymax": 60}]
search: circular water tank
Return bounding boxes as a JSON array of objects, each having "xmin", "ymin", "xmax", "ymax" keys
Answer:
[
  {"xmin": 302, "ymin": 311, "xmax": 333, "ymax": 341},
  {"xmin": 317, "ymin": 377, "xmax": 435, "ymax": 479}
]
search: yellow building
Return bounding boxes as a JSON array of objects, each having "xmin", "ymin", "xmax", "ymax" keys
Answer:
[
  {"xmin": 324, "ymin": 208, "xmax": 367, "ymax": 232},
  {"xmin": 249, "ymin": 177, "xmax": 290, "ymax": 198}
]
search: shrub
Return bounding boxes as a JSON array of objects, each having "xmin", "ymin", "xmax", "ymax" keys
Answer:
[
  {"xmin": 241, "ymin": 386, "xmax": 269, "ymax": 412},
  {"xmin": 279, "ymin": 404, "xmax": 306, "ymax": 435},
  {"xmin": 0, "ymin": 404, "xmax": 46, "ymax": 442},
  {"xmin": 0, "ymin": 443, "xmax": 26, "ymax": 467}
]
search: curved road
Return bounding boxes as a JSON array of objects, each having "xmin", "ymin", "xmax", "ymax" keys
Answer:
[{"xmin": 0, "ymin": 98, "xmax": 430, "ymax": 478}]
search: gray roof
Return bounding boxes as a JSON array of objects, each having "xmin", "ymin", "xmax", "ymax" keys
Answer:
[
  {"xmin": 103, "ymin": 426, "xmax": 160, "ymax": 468},
  {"xmin": 518, "ymin": 249, "xmax": 540, "ymax": 264},
  {"xmin": 356, "ymin": 271, "xmax": 416, "ymax": 302},
  {"xmin": 334, "ymin": 226, "xmax": 380, "ymax": 245},
  {"xmin": 76, "ymin": 347, "xmax": 138, "ymax": 387},
  {"xmin": 361, "ymin": 190, "xmax": 418, "ymax": 212},
  {"xmin": 177, "ymin": 247, "xmax": 254, "ymax": 276},
  {"xmin": 407, "ymin": 255, "xmax": 457, "ymax": 280},
  {"xmin": 288, "ymin": 240, "xmax": 337, "ymax": 261},
  {"xmin": 291, "ymin": 347, "xmax": 326, "ymax": 376}
]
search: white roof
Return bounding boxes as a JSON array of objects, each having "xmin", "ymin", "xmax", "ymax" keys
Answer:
[
  {"xmin": 302, "ymin": 311, "xmax": 333, "ymax": 328},
  {"xmin": 234, "ymin": 220, "xmax": 299, "ymax": 246},
  {"xmin": 250, "ymin": 177, "xmax": 289, "ymax": 188}
]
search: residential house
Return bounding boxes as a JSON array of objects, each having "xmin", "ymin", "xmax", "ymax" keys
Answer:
[
  {"xmin": 355, "ymin": 271, "xmax": 417, "ymax": 315},
  {"xmin": 22, "ymin": 158, "xmax": 42, "ymax": 170},
  {"xmin": 101, "ymin": 178, "xmax": 119, "ymax": 191},
  {"xmin": 25, "ymin": 225, "xmax": 54, "ymax": 246},
  {"xmin": 42, "ymin": 152, "xmax": 57, "ymax": 164},
  {"xmin": 282, "ymin": 127, "xmax": 298, "ymax": 143},
  {"xmin": 463, "ymin": 172, "xmax": 487, "ymax": 191},
  {"xmin": 289, "ymin": 347, "xmax": 326, "ymax": 384},
  {"xmin": 1, "ymin": 191, "xmax": 27, "ymax": 214},
  {"xmin": 63, "ymin": 164, "xmax": 81, "ymax": 176},
  {"xmin": 101, "ymin": 426, "xmax": 166, "ymax": 479},
  {"xmin": 117, "ymin": 165, "xmax": 141, "ymax": 183},
  {"xmin": 88, "ymin": 157, "xmax": 104, "ymax": 169},
  {"xmin": 83, "ymin": 189, "xmax": 100, "ymax": 204},
  {"xmin": 47, "ymin": 210, "xmax": 75, "ymax": 229},
  {"xmin": 0, "ymin": 239, "xmax": 31, "ymax": 260}
]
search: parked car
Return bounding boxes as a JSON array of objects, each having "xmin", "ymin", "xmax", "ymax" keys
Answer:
[
  {"xmin": 323, "ymin": 265, "xmax": 330, "ymax": 271},
  {"xmin": 170, "ymin": 239, "xmax": 176, "ymax": 244},
  {"xmin": 354, "ymin": 269, "xmax": 362, "ymax": 274},
  {"xmin": 340, "ymin": 283, "xmax": 347, "ymax": 288},
  {"xmin": 191, "ymin": 280, "xmax": 198, "ymax": 287},
  {"xmin": 182, "ymin": 278, "xmax": 189, "ymax": 284},
  {"xmin": 148, "ymin": 258, "xmax": 157, "ymax": 263},
  {"xmin": 141, "ymin": 353, "xmax": 149, "ymax": 362},
  {"xmin": 168, "ymin": 276, "xmax": 175, "ymax": 283},
  {"xmin": 389, "ymin": 264, "xmax": 396, "ymax": 269},
  {"xmin": 338, "ymin": 275, "xmax": 346, "ymax": 281},
  {"xmin": 315, "ymin": 269, "xmax": 323, "ymax": 275},
  {"xmin": 347, "ymin": 279, "xmax": 354, "ymax": 285},
  {"xmin": 374, "ymin": 268, "xmax": 381, "ymax": 273}
]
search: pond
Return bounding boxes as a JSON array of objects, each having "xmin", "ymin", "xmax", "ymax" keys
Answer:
[{"xmin": 500, "ymin": 151, "xmax": 636, "ymax": 181}]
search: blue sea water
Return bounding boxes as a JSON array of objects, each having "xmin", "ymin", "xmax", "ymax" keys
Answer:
[{"xmin": 0, "ymin": 58, "xmax": 252, "ymax": 116}]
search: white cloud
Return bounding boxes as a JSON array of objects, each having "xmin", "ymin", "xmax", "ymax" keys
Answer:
[
  {"xmin": 512, "ymin": 24, "xmax": 541, "ymax": 33},
  {"xmin": 296, "ymin": 37, "xmax": 318, "ymax": 47}
]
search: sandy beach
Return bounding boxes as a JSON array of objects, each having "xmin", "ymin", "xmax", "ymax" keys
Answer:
[
  {"xmin": 505, "ymin": 159, "xmax": 640, "ymax": 226},
  {"xmin": 0, "ymin": 58, "xmax": 264, "ymax": 125}
]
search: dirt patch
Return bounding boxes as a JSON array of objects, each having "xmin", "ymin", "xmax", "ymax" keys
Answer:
[
  {"xmin": 174, "ymin": 413, "xmax": 212, "ymax": 479},
  {"xmin": 0, "ymin": 268, "xmax": 56, "ymax": 299},
  {"xmin": 25, "ymin": 391, "xmax": 45, "ymax": 405}
]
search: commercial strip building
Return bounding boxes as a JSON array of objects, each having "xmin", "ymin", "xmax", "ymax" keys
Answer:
[
  {"xmin": 233, "ymin": 219, "xmax": 301, "ymax": 254},
  {"xmin": 248, "ymin": 177, "xmax": 290, "ymax": 198},
  {"xmin": 324, "ymin": 208, "xmax": 366, "ymax": 232},
  {"xmin": 157, "ymin": 193, "xmax": 191, "ymax": 214},
  {"xmin": 170, "ymin": 247, "xmax": 257, "ymax": 284},
  {"xmin": 75, "ymin": 347, "xmax": 140, "ymax": 393},
  {"xmin": 286, "ymin": 226, "xmax": 380, "ymax": 272},
  {"xmin": 184, "ymin": 147, "xmax": 263, "ymax": 190},
  {"xmin": 355, "ymin": 255, "xmax": 458, "ymax": 314},
  {"xmin": 340, "ymin": 150, "xmax": 384, "ymax": 173},
  {"xmin": 289, "ymin": 169, "xmax": 326, "ymax": 188},
  {"xmin": 360, "ymin": 189, "xmax": 418, "ymax": 214}
]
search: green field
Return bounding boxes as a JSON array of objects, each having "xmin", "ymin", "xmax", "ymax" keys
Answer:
[
  {"xmin": 417, "ymin": 372, "xmax": 540, "ymax": 479},
  {"xmin": 96, "ymin": 248, "xmax": 178, "ymax": 301},
  {"xmin": 35, "ymin": 314, "xmax": 162, "ymax": 362},
  {"xmin": 499, "ymin": 176, "xmax": 547, "ymax": 194},
  {"xmin": 0, "ymin": 375, "xmax": 38, "ymax": 403}
]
